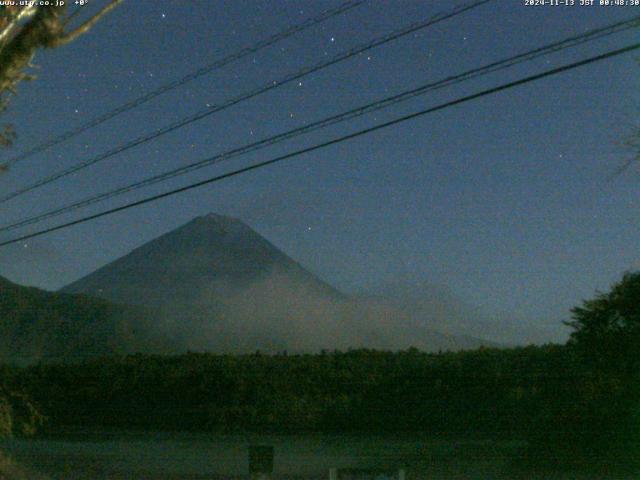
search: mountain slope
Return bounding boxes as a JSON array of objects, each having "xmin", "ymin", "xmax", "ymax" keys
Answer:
[{"xmin": 61, "ymin": 214, "xmax": 492, "ymax": 353}]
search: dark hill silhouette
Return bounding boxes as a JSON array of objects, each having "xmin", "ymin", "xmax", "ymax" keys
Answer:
[{"xmin": 0, "ymin": 275, "xmax": 168, "ymax": 363}]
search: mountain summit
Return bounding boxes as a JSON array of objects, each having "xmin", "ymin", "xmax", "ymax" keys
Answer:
[{"xmin": 63, "ymin": 213, "xmax": 341, "ymax": 308}]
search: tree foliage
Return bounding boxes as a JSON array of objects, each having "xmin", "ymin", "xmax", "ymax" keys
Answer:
[
  {"xmin": 0, "ymin": 387, "xmax": 44, "ymax": 438},
  {"xmin": 525, "ymin": 272, "xmax": 640, "ymax": 473},
  {"xmin": 567, "ymin": 271, "xmax": 640, "ymax": 374},
  {"xmin": 1, "ymin": 346, "xmax": 572, "ymax": 436}
]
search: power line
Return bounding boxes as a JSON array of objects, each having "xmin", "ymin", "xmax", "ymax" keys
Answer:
[
  {"xmin": 1, "ymin": 42, "xmax": 637, "ymax": 248},
  {"xmin": 0, "ymin": 0, "xmax": 494, "ymax": 204},
  {"xmin": 1, "ymin": 16, "xmax": 638, "ymax": 234},
  {"xmin": 0, "ymin": 0, "xmax": 365, "ymax": 167}
]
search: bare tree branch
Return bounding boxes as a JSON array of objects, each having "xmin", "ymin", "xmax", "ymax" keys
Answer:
[
  {"xmin": 0, "ymin": 1, "xmax": 123, "ymax": 155},
  {"xmin": 0, "ymin": 1, "xmax": 123, "ymax": 97},
  {"xmin": 50, "ymin": 0, "xmax": 123, "ymax": 47},
  {"xmin": 0, "ymin": 5, "xmax": 38, "ymax": 49}
]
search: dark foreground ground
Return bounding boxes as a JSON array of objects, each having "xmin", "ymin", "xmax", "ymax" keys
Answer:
[{"xmin": 0, "ymin": 430, "xmax": 635, "ymax": 480}]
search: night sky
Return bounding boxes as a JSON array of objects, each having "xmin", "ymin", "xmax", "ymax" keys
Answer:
[{"xmin": 0, "ymin": 0, "xmax": 638, "ymax": 342}]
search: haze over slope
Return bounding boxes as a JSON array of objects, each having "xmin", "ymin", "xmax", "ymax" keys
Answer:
[
  {"xmin": 62, "ymin": 214, "xmax": 493, "ymax": 353},
  {"xmin": 363, "ymin": 282, "xmax": 568, "ymax": 345}
]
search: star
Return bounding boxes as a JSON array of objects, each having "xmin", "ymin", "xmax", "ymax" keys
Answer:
[
  {"xmin": 161, "ymin": 13, "xmax": 166, "ymax": 19},
  {"xmin": 330, "ymin": 37, "xmax": 335, "ymax": 43}
]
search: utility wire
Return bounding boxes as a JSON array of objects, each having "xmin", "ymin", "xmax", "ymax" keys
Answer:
[
  {"xmin": 1, "ymin": 16, "xmax": 638, "ymax": 234},
  {"xmin": 1, "ymin": 42, "xmax": 637, "ymax": 248},
  {"xmin": 0, "ymin": 0, "xmax": 493, "ymax": 203},
  {"xmin": 0, "ymin": 0, "xmax": 365, "ymax": 167}
]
